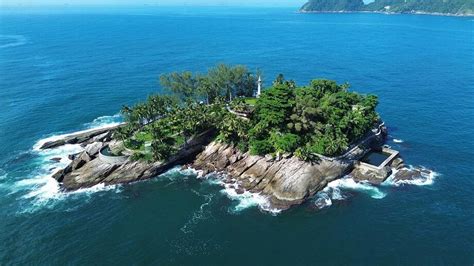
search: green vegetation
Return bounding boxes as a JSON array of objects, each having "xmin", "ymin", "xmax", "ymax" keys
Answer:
[
  {"xmin": 116, "ymin": 64, "xmax": 380, "ymax": 162},
  {"xmin": 301, "ymin": 0, "xmax": 364, "ymax": 12},
  {"xmin": 159, "ymin": 64, "xmax": 256, "ymax": 103},
  {"xmin": 300, "ymin": 0, "xmax": 474, "ymax": 15}
]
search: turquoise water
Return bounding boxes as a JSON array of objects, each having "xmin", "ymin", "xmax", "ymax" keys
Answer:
[{"xmin": 1, "ymin": 7, "xmax": 473, "ymax": 265}]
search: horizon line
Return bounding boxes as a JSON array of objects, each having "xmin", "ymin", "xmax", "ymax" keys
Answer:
[{"xmin": 0, "ymin": 3, "xmax": 300, "ymax": 8}]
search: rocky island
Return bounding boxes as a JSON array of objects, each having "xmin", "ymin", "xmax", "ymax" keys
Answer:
[
  {"xmin": 300, "ymin": 0, "xmax": 474, "ymax": 16},
  {"xmin": 41, "ymin": 64, "xmax": 428, "ymax": 210}
]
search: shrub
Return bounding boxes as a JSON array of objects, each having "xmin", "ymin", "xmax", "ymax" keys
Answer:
[
  {"xmin": 249, "ymin": 139, "xmax": 274, "ymax": 155},
  {"xmin": 269, "ymin": 132, "xmax": 300, "ymax": 153}
]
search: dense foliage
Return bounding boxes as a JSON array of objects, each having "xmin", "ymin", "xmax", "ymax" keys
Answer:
[
  {"xmin": 159, "ymin": 64, "xmax": 257, "ymax": 103},
  {"xmin": 117, "ymin": 65, "xmax": 380, "ymax": 162},
  {"xmin": 242, "ymin": 77, "xmax": 379, "ymax": 157},
  {"xmin": 300, "ymin": 0, "xmax": 474, "ymax": 15}
]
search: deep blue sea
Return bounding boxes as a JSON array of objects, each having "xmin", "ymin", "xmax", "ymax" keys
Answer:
[{"xmin": 0, "ymin": 6, "xmax": 473, "ymax": 265}]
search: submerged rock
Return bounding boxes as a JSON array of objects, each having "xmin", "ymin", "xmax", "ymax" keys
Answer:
[{"xmin": 392, "ymin": 167, "xmax": 429, "ymax": 182}]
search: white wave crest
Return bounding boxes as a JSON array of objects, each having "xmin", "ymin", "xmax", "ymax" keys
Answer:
[
  {"xmin": 383, "ymin": 166, "xmax": 438, "ymax": 187},
  {"xmin": 33, "ymin": 115, "xmax": 122, "ymax": 151},
  {"xmin": 84, "ymin": 113, "xmax": 123, "ymax": 129},
  {"xmin": 329, "ymin": 178, "xmax": 386, "ymax": 199},
  {"xmin": 221, "ymin": 183, "xmax": 281, "ymax": 215},
  {"xmin": 199, "ymin": 174, "xmax": 280, "ymax": 214},
  {"xmin": 393, "ymin": 138, "xmax": 404, "ymax": 143},
  {"xmin": 15, "ymin": 114, "xmax": 127, "ymax": 213},
  {"xmin": 0, "ymin": 35, "xmax": 27, "ymax": 49},
  {"xmin": 314, "ymin": 177, "xmax": 386, "ymax": 209}
]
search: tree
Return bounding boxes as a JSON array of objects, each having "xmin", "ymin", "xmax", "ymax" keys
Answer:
[
  {"xmin": 255, "ymin": 82, "xmax": 295, "ymax": 129},
  {"xmin": 160, "ymin": 71, "xmax": 200, "ymax": 101},
  {"xmin": 207, "ymin": 64, "xmax": 257, "ymax": 101}
]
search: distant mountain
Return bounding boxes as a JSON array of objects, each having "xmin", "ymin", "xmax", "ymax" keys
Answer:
[
  {"xmin": 300, "ymin": 0, "xmax": 364, "ymax": 12},
  {"xmin": 300, "ymin": 0, "xmax": 474, "ymax": 16}
]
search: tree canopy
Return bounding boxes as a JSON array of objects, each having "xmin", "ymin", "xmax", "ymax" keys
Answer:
[
  {"xmin": 159, "ymin": 64, "xmax": 257, "ymax": 104},
  {"xmin": 117, "ymin": 65, "xmax": 380, "ymax": 162},
  {"xmin": 300, "ymin": 0, "xmax": 474, "ymax": 15}
]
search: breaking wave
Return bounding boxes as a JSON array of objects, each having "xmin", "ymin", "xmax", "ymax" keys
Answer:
[
  {"xmin": 0, "ymin": 35, "xmax": 27, "ymax": 49},
  {"xmin": 84, "ymin": 113, "xmax": 123, "ymax": 129},
  {"xmin": 314, "ymin": 177, "xmax": 386, "ymax": 209},
  {"xmin": 383, "ymin": 166, "xmax": 438, "ymax": 187},
  {"xmin": 200, "ymin": 174, "xmax": 281, "ymax": 215},
  {"xmin": 315, "ymin": 165, "xmax": 439, "ymax": 210},
  {"xmin": 33, "ymin": 114, "xmax": 122, "ymax": 151},
  {"xmin": 393, "ymin": 138, "xmax": 404, "ymax": 143},
  {"xmin": 11, "ymin": 114, "xmax": 125, "ymax": 213}
]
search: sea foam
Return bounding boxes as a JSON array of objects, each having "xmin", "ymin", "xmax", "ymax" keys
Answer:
[
  {"xmin": 14, "ymin": 114, "xmax": 125, "ymax": 213},
  {"xmin": 200, "ymin": 174, "xmax": 281, "ymax": 215},
  {"xmin": 314, "ymin": 177, "xmax": 386, "ymax": 209},
  {"xmin": 383, "ymin": 166, "xmax": 438, "ymax": 187}
]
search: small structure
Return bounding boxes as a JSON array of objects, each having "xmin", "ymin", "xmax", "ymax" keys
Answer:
[
  {"xmin": 98, "ymin": 146, "xmax": 129, "ymax": 165},
  {"xmin": 352, "ymin": 147, "xmax": 400, "ymax": 184},
  {"xmin": 256, "ymin": 76, "xmax": 262, "ymax": 98}
]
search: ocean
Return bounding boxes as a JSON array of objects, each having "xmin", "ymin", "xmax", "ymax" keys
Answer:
[{"xmin": 0, "ymin": 6, "xmax": 473, "ymax": 265}]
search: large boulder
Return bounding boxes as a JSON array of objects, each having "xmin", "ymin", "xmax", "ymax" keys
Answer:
[
  {"xmin": 392, "ymin": 167, "xmax": 430, "ymax": 182},
  {"xmin": 39, "ymin": 125, "xmax": 120, "ymax": 150},
  {"xmin": 71, "ymin": 152, "xmax": 91, "ymax": 170},
  {"xmin": 192, "ymin": 142, "xmax": 352, "ymax": 210},
  {"xmin": 351, "ymin": 165, "xmax": 392, "ymax": 184},
  {"xmin": 84, "ymin": 142, "xmax": 103, "ymax": 157}
]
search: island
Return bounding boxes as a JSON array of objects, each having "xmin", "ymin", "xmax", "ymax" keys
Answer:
[
  {"xmin": 41, "ymin": 64, "xmax": 428, "ymax": 210},
  {"xmin": 300, "ymin": 0, "xmax": 474, "ymax": 16}
]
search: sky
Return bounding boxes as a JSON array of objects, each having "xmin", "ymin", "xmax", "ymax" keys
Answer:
[{"xmin": 0, "ymin": 0, "xmax": 307, "ymax": 7}]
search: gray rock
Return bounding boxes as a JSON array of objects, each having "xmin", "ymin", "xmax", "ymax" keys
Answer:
[
  {"xmin": 351, "ymin": 165, "xmax": 392, "ymax": 185},
  {"xmin": 50, "ymin": 157, "xmax": 62, "ymax": 162},
  {"xmin": 58, "ymin": 129, "xmax": 216, "ymax": 191},
  {"xmin": 85, "ymin": 142, "xmax": 103, "ymax": 157},
  {"xmin": 390, "ymin": 157, "xmax": 404, "ymax": 169},
  {"xmin": 39, "ymin": 125, "xmax": 120, "ymax": 150},
  {"xmin": 52, "ymin": 169, "xmax": 65, "ymax": 182},
  {"xmin": 92, "ymin": 131, "xmax": 111, "ymax": 142},
  {"xmin": 265, "ymin": 154, "xmax": 274, "ymax": 162},
  {"xmin": 72, "ymin": 152, "xmax": 91, "ymax": 170},
  {"xmin": 193, "ymin": 142, "xmax": 353, "ymax": 210},
  {"xmin": 393, "ymin": 167, "xmax": 426, "ymax": 181}
]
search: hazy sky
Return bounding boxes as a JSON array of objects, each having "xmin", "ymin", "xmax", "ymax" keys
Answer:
[{"xmin": 0, "ymin": 0, "xmax": 307, "ymax": 7}]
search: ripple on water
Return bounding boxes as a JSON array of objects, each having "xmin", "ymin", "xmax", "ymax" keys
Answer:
[{"xmin": 0, "ymin": 35, "xmax": 27, "ymax": 49}]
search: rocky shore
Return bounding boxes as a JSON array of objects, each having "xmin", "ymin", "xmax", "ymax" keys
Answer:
[
  {"xmin": 299, "ymin": 10, "xmax": 474, "ymax": 17},
  {"xmin": 49, "ymin": 127, "xmax": 216, "ymax": 191},
  {"xmin": 42, "ymin": 124, "xmax": 430, "ymax": 210}
]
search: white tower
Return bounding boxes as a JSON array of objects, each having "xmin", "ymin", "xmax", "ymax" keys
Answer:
[{"xmin": 257, "ymin": 76, "xmax": 262, "ymax": 98}]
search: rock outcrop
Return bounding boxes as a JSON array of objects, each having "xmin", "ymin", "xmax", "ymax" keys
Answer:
[
  {"xmin": 51, "ymin": 129, "xmax": 216, "ymax": 191},
  {"xmin": 191, "ymin": 142, "xmax": 353, "ymax": 209},
  {"xmin": 39, "ymin": 125, "xmax": 117, "ymax": 150},
  {"xmin": 44, "ymin": 123, "xmax": 389, "ymax": 210},
  {"xmin": 191, "ymin": 126, "xmax": 386, "ymax": 209}
]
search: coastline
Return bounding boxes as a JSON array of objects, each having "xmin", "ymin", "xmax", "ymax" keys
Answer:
[{"xmin": 298, "ymin": 10, "xmax": 474, "ymax": 17}]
